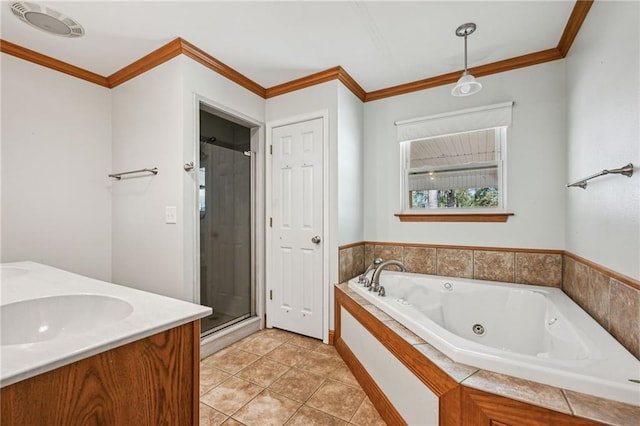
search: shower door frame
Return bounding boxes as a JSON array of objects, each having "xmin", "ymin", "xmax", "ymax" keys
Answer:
[{"xmin": 192, "ymin": 95, "xmax": 265, "ymax": 340}]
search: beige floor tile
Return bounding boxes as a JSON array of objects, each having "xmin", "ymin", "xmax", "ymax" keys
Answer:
[
  {"xmin": 234, "ymin": 333, "xmax": 288, "ymax": 356},
  {"xmin": 288, "ymin": 333, "xmax": 324, "ymax": 351},
  {"xmin": 306, "ymin": 379, "xmax": 365, "ymax": 421},
  {"xmin": 201, "ymin": 376, "xmax": 264, "ymax": 416},
  {"xmin": 313, "ymin": 343, "xmax": 342, "ymax": 359},
  {"xmin": 203, "ymin": 349, "xmax": 260, "ymax": 374},
  {"xmin": 200, "ymin": 403, "xmax": 228, "ymax": 426},
  {"xmin": 350, "ymin": 397, "xmax": 386, "ymax": 426},
  {"xmin": 328, "ymin": 364, "xmax": 360, "ymax": 388},
  {"xmin": 285, "ymin": 405, "xmax": 347, "ymax": 425},
  {"xmin": 232, "ymin": 390, "xmax": 301, "ymax": 426},
  {"xmin": 265, "ymin": 343, "xmax": 311, "ymax": 367},
  {"xmin": 201, "ymin": 365, "xmax": 233, "ymax": 395},
  {"xmin": 237, "ymin": 357, "xmax": 290, "ymax": 387},
  {"xmin": 294, "ymin": 350, "xmax": 343, "ymax": 378},
  {"xmin": 268, "ymin": 367, "xmax": 326, "ymax": 402},
  {"xmin": 259, "ymin": 327, "xmax": 296, "ymax": 341},
  {"xmin": 221, "ymin": 419, "xmax": 245, "ymax": 426}
]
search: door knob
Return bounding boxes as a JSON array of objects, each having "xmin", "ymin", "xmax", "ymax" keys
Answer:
[{"xmin": 311, "ymin": 236, "xmax": 321, "ymax": 244}]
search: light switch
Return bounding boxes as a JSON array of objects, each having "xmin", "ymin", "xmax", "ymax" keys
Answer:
[{"xmin": 165, "ymin": 206, "xmax": 177, "ymax": 224}]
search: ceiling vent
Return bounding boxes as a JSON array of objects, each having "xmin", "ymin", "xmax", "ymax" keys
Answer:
[{"xmin": 10, "ymin": 2, "xmax": 84, "ymax": 37}]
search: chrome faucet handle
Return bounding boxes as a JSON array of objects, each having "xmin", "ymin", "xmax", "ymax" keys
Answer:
[
  {"xmin": 359, "ymin": 257, "xmax": 384, "ymax": 287},
  {"xmin": 378, "ymin": 286, "xmax": 386, "ymax": 297}
]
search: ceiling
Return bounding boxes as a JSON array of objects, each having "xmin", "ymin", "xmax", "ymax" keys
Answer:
[{"xmin": 0, "ymin": 1, "xmax": 576, "ymax": 92}]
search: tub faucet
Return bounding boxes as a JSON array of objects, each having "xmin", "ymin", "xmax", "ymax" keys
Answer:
[
  {"xmin": 359, "ymin": 257, "xmax": 383, "ymax": 287},
  {"xmin": 370, "ymin": 260, "xmax": 407, "ymax": 292}
]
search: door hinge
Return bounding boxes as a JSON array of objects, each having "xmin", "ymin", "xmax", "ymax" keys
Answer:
[
  {"xmin": 270, "ymin": 145, "xmax": 273, "ymax": 155},
  {"xmin": 269, "ymin": 217, "xmax": 273, "ymax": 227},
  {"xmin": 269, "ymin": 290, "xmax": 273, "ymax": 300}
]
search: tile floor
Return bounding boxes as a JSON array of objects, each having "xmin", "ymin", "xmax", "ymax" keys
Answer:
[{"xmin": 199, "ymin": 328, "xmax": 387, "ymax": 426}]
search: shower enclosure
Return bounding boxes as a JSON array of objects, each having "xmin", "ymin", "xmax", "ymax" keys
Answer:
[{"xmin": 198, "ymin": 107, "xmax": 255, "ymax": 336}]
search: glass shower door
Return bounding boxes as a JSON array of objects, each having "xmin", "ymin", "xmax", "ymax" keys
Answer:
[{"xmin": 199, "ymin": 130, "xmax": 253, "ymax": 336}]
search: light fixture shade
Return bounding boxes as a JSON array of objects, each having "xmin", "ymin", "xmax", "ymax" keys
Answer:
[{"xmin": 451, "ymin": 72, "xmax": 482, "ymax": 97}]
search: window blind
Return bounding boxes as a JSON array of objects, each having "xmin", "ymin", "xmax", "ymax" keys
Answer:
[{"xmin": 396, "ymin": 101, "xmax": 513, "ymax": 143}]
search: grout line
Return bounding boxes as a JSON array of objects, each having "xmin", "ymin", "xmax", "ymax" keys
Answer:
[{"xmin": 560, "ymin": 389, "xmax": 576, "ymax": 416}]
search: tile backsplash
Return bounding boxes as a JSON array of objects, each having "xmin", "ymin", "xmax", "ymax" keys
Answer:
[{"xmin": 338, "ymin": 242, "xmax": 639, "ymax": 359}]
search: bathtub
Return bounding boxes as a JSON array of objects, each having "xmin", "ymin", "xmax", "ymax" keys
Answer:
[{"xmin": 348, "ymin": 271, "xmax": 640, "ymax": 405}]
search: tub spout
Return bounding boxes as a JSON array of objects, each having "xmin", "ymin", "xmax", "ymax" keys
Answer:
[
  {"xmin": 370, "ymin": 260, "xmax": 407, "ymax": 292},
  {"xmin": 359, "ymin": 257, "xmax": 383, "ymax": 287}
]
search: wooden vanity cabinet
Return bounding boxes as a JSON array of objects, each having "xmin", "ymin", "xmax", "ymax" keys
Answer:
[{"xmin": 1, "ymin": 321, "xmax": 200, "ymax": 426}]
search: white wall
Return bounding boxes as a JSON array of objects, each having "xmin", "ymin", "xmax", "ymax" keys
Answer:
[
  {"xmin": 565, "ymin": 1, "xmax": 639, "ymax": 280},
  {"xmin": 1, "ymin": 54, "xmax": 112, "ymax": 281},
  {"xmin": 337, "ymin": 83, "xmax": 365, "ymax": 246},
  {"xmin": 111, "ymin": 56, "xmax": 266, "ymax": 302},
  {"xmin": 111, "ymin": 58, "xmax": 185, "ymax": 299},
  {"xmin": 363, "ymin": 60, "xmax": 566, "ymax": 250}
]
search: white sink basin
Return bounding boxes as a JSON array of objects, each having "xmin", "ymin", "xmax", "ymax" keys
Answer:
[
  {"xmin": 1, "ymin": 294, "xmax": 134, "ymax": 346},
  {"xmin": 1, "ymin": 266, "xmax": 28, "ymax": 280}
]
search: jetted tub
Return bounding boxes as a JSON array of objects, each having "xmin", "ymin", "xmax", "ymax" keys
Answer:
[{"xmin": 349, "ymin": 271, "xmax": 640, "ymax": 405}]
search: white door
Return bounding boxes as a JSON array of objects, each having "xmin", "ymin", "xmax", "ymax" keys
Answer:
[{"xmin": 269, "ymin": 118, "xmax": 324, "ymax": 339}]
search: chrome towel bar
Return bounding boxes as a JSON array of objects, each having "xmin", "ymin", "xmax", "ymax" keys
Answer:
[
  {"xmin": 567, "ymin": 163, "xmax": 634, "ymax": 189},
  {"xmin": 109, "ymin": 167, "xmax": 158, "ymax": 180}
]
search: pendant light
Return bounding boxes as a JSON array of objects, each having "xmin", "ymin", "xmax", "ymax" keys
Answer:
[{"xmin": 451, "ymin": 23, "xmax": 482, "ymax": 97}]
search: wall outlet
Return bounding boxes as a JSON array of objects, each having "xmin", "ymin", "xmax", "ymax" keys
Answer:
[{"xmin": 165, "ymin": 206, "xmax": 177, "ymax": 224}]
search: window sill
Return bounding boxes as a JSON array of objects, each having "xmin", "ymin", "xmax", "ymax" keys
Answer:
[{"xmin": 395, "ymin": 212, "xmax": 514, "ymax": 223}]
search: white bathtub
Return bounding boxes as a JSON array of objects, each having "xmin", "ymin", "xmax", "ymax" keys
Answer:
[{"xmin": 348, "ymin": 271, "xmax": 640, "ymax": 405}]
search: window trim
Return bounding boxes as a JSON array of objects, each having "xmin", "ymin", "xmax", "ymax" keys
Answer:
[{"xmin": 395, "ymin": 212, "xmax": 514, "ymax": 223}]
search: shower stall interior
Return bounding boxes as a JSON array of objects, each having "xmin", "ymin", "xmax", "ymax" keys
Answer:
[{"xmin": 198, "ymin": 107, "xmax": 255, "ymax": 336}]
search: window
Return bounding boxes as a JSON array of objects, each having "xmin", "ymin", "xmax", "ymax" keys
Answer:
[
  {"xmin": 402, "ymin": 127, "xmax": 506, "ymax": 211},
  {"xmin": 395, "ymin": 102, "xmax": 513, "ymax": 219}
]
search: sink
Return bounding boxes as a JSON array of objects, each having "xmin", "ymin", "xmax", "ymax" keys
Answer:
[
  {"xmin": 1, "ymin": 266, "xmax": 28, "ymax": 280},
  {"xmin": 1, "ymin": 295, "xmax": 134, "ymax": 346}
]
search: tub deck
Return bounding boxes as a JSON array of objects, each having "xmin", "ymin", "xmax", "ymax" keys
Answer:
[{"xmin": 335, "ymin": 283, "xmax": 640, "ymax": 426}]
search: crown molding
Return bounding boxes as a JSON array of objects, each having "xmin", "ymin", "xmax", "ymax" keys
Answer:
[
  {"xmin": 365, "ymin": 47, "xmax": 563, "ymax": 102},
  {"xmin": 0, "ymin": 39, "xmax": 109, "ymax": 87},
  {"xmin": 107, "ymin": 38, "xmax": 183, "ymax": 88},
  {"xmin": 557, "ymin": 0, "xmax": 594, "ymax": 57},
  {"xmin": 0, "ymin": 0, "xmax": 592, "ymax": 102},
  {"xmin": 265, "ymin": 66, "xmax": 340, "ymax": 99},
  {"xmin": 178, "ymin": 38, "xmax": 266, "ymax": 98}
]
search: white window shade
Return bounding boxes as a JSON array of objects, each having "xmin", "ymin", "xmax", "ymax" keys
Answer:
[{"xmin": 396, "ymin": 101, "xmax": 513, "ymax": 143}]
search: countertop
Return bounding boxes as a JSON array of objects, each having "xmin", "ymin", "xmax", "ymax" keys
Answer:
[{"xmin": 1, "ymin": 261, "xmax": 212, "ymax": 387}]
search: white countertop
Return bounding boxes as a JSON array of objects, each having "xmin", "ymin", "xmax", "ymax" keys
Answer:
[{"xmin": 1, "ymin": 261, "xmax": 212, "ymax": 387}]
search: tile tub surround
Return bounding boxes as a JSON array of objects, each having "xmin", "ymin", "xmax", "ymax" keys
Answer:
[
  {"xmin": 338, "ymin": 242, "xmax": 639, "ymax": 359},
  {"xmin": 563, "ymin": 253, "xmax": 640, "ymax": 360},
  {"xmin": 339, "ymin": 242, "xmax": 563, "ymax": 286},
  {"xmin": 334, "ymin": 284, "xmax": 640, "ymax": 426},
  {"xmin": 199, "ymin": 328, "xmax": 386, "ymax": 425}
]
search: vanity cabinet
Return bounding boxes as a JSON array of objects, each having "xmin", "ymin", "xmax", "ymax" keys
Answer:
[{"xmin": 1, "ymin": 321, "xmax": 200, "ymax": 426}]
